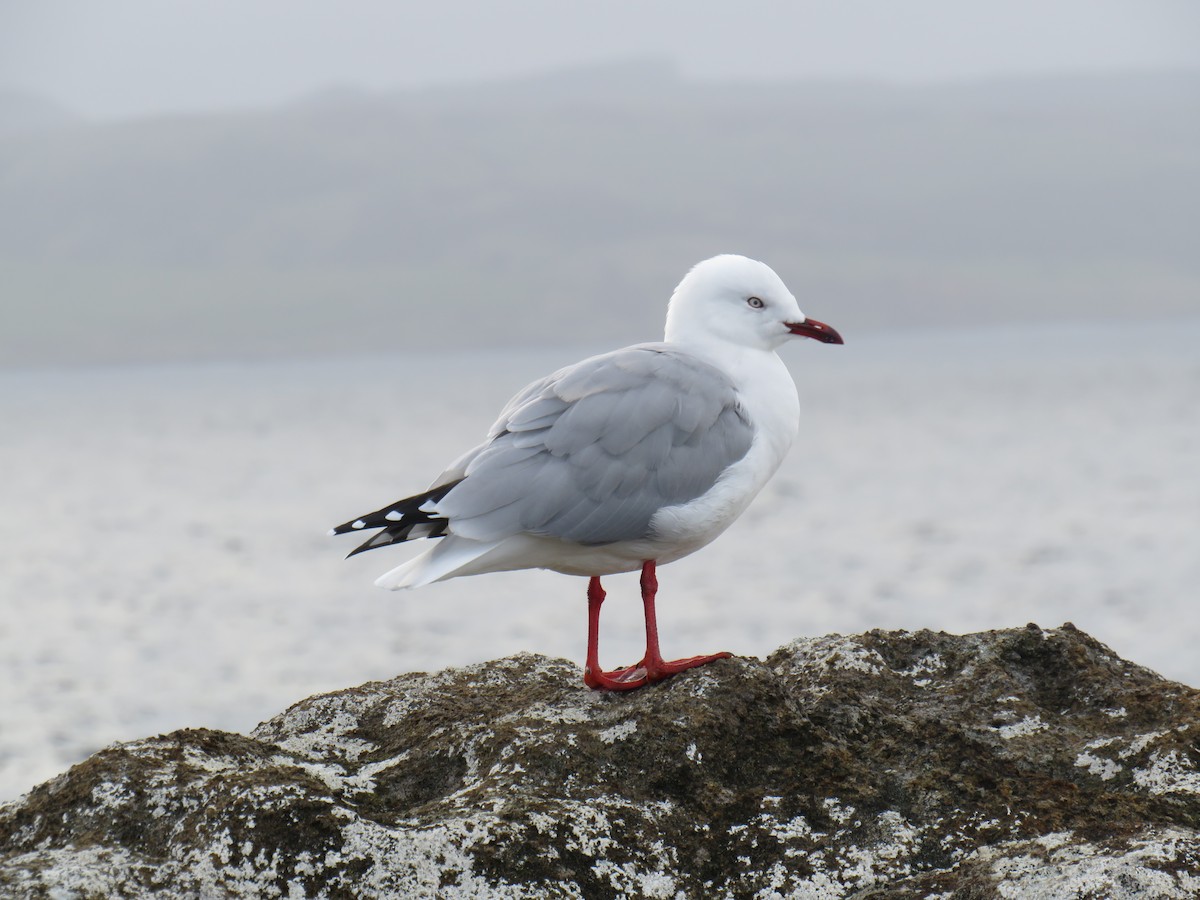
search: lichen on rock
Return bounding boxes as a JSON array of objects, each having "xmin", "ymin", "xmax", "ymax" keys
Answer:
[{"xmin": 3, "ymin": 625, "xmax": 1200, "ymax": 898}]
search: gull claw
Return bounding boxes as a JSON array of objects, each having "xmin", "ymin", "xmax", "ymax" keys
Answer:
[{"xmin": 584, "ymin": 652, "xmax": 732, "ymax": 692}]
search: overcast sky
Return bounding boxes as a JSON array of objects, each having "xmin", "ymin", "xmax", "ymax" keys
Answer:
[{"xmin": 2, "ymin": 0, "xmax": 1198, "ymax": 119}]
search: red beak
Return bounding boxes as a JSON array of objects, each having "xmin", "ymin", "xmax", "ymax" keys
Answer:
[{"xmin": 786, "ymin": 317, "xmax": 844, "ymax": 344}]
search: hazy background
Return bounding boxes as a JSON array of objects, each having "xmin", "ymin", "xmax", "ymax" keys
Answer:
[
  {"xmin": 1, "ymin": 1, "xmax": 1198, "ymax": 365},
  {"xmin": 1, "ymin": 2, "xmax": 1199, "ymax": 800}
]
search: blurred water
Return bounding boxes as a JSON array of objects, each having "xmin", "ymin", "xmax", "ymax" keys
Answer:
[{"xmin": 1, "ymin": 317, "xmax": 1198, "ymax": 800}]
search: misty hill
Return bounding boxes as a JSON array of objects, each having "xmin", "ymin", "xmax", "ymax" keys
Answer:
[
  {"xmin": 1, "ymin": 63, "xmax": 1197, "ymax": 367},
  {"xmin": 0, "ymin": 89, "xmax": 80, "ymax": 137}
]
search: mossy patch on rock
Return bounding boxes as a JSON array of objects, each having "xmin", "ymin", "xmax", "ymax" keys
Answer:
[{"xmin": 2, "ymin": 626, "xmax": 1199, "ymax": 898}]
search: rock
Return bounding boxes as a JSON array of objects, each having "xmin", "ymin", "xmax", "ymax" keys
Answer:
[{"xmin": 2, "ymin": 624, "xmax": 1200, "ymax": 898}]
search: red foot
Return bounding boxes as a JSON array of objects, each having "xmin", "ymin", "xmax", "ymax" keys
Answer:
[
  {"xmin": 584, "ymin": 651, "xmax": 732, "ymax": 692},
  {"xmin": 582, "ymin": 563, "xmax": 731, "ymax": 692}
]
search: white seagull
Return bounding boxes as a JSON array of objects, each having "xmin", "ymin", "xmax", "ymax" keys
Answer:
[{"xmin": 332, "ymin": 254, "xmax": 843, "ymax": 690}]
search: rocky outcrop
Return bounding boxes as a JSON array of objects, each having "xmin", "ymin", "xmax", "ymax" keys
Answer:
[{"xmin": 3, "ymin": 624, "xmax": 1199, "ymax": 898}]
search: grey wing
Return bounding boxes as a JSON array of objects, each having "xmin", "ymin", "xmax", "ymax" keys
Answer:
[
  {"xmin": 427, "ymin": 369, "xmax": 563, "ymax": 487},
  {"xmin": 432, "ymin": 344, "xmax": 754, "ymax": 544}
]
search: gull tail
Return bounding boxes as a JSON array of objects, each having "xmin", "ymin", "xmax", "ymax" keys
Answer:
[
  {"xmin": 372, "ymin": 535, "xmax": 507, "ymax": 590},
  {"xmin": 330, "ymin": 479, "xmax": 463, "ymax": 558}
]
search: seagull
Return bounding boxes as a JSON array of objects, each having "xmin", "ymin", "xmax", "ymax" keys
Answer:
[{"xmin": 332, "ymin": 255, "xmax": 843, "ymax": 691}]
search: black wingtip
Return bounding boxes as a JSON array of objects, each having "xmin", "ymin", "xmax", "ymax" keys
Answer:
[
  {"xmin": 331, "ymin": 479, "xmax": 463, "ymax": 557},
  {"xmin": 345, "ymin": 541, "xmax": 374, "ymax": 559},
  {"xmin": 330, "ymin": 517, "xmax": 373, "ymax": 536}
]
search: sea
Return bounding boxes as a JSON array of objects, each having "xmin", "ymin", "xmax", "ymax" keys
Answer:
[{"xmin": 1, "ymin": 316, "xmax": 1197, "ymax": 800}]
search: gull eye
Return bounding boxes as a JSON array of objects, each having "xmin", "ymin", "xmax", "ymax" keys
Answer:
[{"xmin": 747, "ymin": 296, "xmax": 765, "ymax": 309}]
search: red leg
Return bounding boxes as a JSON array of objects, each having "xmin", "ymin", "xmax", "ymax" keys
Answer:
[
  {"xmin": 582, "ymin": 577, "xmax": 614, "ymax": 689},
  {"xmin": 635, "ymin": 560, "xmax": 731, "ymax": 684},
  {"xmin": 583, "ymin": 575, "xmax": 650, "ymax": 691},
  {"xmin": 582, "ymin": 562, "xmax": 731, "ymax": 692}
]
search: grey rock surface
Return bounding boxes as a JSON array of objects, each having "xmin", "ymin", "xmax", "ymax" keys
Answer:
[{"xmin": 2, "ymin": 624, "xmax": 1199, "ymax": 898}]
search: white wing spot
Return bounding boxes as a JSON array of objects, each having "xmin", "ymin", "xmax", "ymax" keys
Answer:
[
  {"xmin": 352, "ymin": 519, "xmax": 366, "ymax": 529},
  {"xmin": 385, "ymin": 511, "xmax": 403, "ymax": 521}
]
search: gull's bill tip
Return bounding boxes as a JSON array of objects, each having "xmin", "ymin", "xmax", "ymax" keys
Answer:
[{"xmin": 786, "ymin": 317, "xmax": 844, "ymax": 344}]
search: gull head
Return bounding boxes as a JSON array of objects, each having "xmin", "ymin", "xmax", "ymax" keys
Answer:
[{"xmin": 664, "ymin": 254, "xmax": 844, "ymax": 352}]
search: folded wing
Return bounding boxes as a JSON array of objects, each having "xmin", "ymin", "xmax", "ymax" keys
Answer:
[{"xmin": 432, "ymin": 344, "xmax": 755, "ymax": 545}]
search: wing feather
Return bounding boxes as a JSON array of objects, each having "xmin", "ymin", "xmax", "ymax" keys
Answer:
[{"xmin": 431, "ymin": 344, "xmax": 754, "ymax": 545}]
